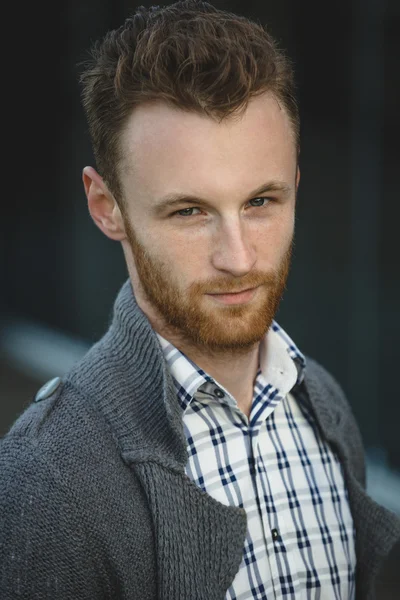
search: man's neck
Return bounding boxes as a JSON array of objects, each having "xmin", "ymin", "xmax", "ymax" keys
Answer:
[{"xmin": 188, "ymin": 345, "xmax": 260, "ymax": 418}]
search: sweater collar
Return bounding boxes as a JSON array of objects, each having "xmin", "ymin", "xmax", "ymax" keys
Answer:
[{"xmin": 67, "ymin": 278, "xmax": 188, "ymax": 470}]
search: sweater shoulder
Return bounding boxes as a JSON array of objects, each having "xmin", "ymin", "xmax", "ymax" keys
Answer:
[
  {"xmin": 0, "ymin": 378, "xmax": 139, "ymax": 498},
  {"xmin": 305, "ymin": 356, "xmax": 347, "ymax": 399},
  {"xmin": 304, "ymin": 355, "xmax": 362, "ymax": 420}
]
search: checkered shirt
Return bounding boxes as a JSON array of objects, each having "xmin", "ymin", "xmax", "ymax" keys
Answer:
[{"xmin": 156, "ymin": 321, "xmax": 356, "ymax": 599}]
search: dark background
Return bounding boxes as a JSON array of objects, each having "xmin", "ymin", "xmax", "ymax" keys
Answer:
[{"xmin": 1, "ymin": 0, "xmax": 399, "ymax": 539}]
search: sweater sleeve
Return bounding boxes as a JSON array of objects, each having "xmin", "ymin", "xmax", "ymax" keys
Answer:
[{"xmin": 0, "ymin": 438, "xmax": 108, "ymax": 600}]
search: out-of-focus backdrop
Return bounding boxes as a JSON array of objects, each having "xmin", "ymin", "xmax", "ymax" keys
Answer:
[{"xmin": 1, "ymin": 0, "xmax": 399, "ymax": 589}]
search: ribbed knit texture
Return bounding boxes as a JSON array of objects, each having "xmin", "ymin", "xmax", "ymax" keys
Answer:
[{"xmin": 1, "ymin": 278, "xmax": 399, "ymax": 599}]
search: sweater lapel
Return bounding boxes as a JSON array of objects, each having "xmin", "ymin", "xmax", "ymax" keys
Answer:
[{"xmin": 134, "ymin": 462, "xmax": 247, "ymax": 600}]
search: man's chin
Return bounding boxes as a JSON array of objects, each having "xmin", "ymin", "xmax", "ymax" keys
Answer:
[
  {"xmin": 180, "ymin": 307, "xmax": 271, "ymax": 351},
  {"xmin": 189, "ymin": 329, "xmax": 267, "ymax": 353}
]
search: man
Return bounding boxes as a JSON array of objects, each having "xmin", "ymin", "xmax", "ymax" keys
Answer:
[{"xmin": 1, "ymin": 1, "xmax": 399, "ymax": 599}]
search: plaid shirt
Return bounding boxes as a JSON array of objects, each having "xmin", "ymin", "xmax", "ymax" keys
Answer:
[{"xmin": 156, "ymin": 321, "xmax": 356, "ymax": 599}]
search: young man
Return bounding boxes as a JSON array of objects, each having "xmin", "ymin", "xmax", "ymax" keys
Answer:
[{"xmin": 1, "ymin": 2, "xmax": 399, "ymax": 599}]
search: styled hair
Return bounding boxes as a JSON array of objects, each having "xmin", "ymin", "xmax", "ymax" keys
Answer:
[{"xmin": 80, "ymin": 0, "xmax": 299, "ymax": 206}]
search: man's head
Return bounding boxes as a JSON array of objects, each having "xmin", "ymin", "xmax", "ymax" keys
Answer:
[{"xmin": 81, "ymin": 1, "xmax": 300, "ymax": 355}]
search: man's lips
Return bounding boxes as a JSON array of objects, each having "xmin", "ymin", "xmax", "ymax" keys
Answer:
[{"xmin": 206, "ymin": 287, "xmax": 259, "ymax": 305}]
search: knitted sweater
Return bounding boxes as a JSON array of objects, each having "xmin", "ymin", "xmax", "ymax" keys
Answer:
[{"xmin": 1, "ymin": 279, "xmax": 399, "ymax": 600}]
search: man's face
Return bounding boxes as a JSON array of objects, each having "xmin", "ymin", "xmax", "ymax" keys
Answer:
[{"xmin": 118, "ymin": 93, "xmax": 298, "ymax": 354}]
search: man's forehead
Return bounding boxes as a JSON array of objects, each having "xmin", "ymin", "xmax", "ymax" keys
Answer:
[{"xmin": 120, "ymin": 93, "xmax": 294, "ymax": 160}]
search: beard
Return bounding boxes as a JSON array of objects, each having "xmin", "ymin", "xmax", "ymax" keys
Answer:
[{"xmin": 123, "ymin": 215, "xmax": 293, "ymax": 357}]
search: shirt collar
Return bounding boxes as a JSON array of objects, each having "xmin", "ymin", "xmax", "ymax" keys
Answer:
[
  {"xmin": 156, "ymin": 320, "xmax": 306, "ymax": 409},
  {"xmin": 268, "ymin": 321, "xmax": 306, "ymax": 387}
]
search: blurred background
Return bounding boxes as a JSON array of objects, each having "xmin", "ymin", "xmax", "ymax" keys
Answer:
[{"xmin": 1, "ymin": 0, "xmax": 399, "ymax": 587}]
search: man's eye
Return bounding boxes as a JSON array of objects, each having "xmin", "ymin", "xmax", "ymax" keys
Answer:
[
  {"xmin": 174, "ymin": 207, "xmax": 202, "ymax": 217},
  {"xmin": 249, "ymin": 197, "xmax": 270, "ymax": 207}
]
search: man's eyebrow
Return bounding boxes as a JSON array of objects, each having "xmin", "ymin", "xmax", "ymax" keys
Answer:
[{"xmin": 152, "ymin": 181, "xmax": 292, "ymax": 213}]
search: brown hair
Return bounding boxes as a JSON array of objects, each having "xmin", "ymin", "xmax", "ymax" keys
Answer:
[{"xmin": 80, "ymin": 0, "xmax": 299, "ymax": 206}]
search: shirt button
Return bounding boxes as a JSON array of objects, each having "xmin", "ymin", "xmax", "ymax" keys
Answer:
[
  {"xmin": 272, "ymin": 528, "xmax": 280, "ymax": 541},
  {"xmin": 214, "ymin": 388, "xmax": 225, "ymax": 398}
]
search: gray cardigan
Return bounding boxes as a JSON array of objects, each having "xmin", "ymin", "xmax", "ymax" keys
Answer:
[{"xmin": 1, "ymin": 279, "xmax": 399, "ymax": 600}]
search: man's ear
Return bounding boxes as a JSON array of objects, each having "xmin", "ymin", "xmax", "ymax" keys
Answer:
[
  {"xmin": 83, "ymin": 166, "xmax": 126, "ymax": 241},
  {"xmin": 296, "ymin": 165, "xmax": 300, "ymax": 191}
]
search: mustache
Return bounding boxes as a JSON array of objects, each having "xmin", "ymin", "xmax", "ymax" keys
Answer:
[{"xmin": 190, "ymin": 272, "xmax": 280, "ymax": 295}]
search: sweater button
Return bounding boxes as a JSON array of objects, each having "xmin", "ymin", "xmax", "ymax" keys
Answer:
[{"xmin": 34, "ymin": 377, "xmax": 62, "ymax": 402}]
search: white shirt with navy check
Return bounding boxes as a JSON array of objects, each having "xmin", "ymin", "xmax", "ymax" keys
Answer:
[{"xmin": 156, "ymin": 321, "xmax": 356, "ymax": 599}]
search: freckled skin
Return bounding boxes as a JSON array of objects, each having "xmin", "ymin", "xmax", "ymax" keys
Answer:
[{"xmin": 84, "ymin": 91, "xmax": 299, "ymax": 412}]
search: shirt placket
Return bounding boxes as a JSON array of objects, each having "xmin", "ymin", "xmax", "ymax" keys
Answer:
[{"xmin": 250, "ymin": 393, "xmax": 294, "ymax": 600}]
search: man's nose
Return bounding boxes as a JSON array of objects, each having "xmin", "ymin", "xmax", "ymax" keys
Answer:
[{"xmin": 210, "ymin": 219, "xmax": 257, "ymax": 277}]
